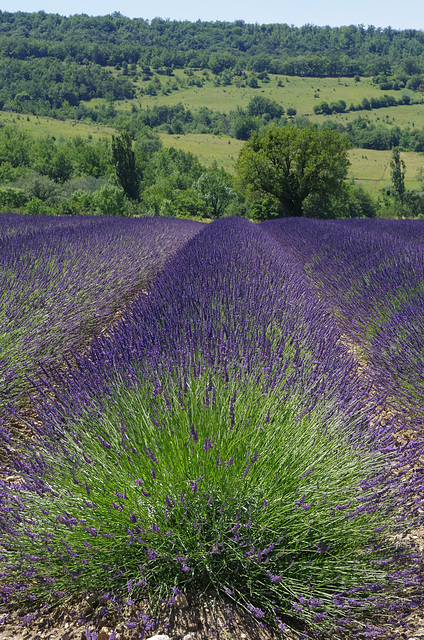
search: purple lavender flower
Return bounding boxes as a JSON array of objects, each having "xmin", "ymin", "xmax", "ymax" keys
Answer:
[{"xmin": 247, "ymin": 604, "xmax": 265, "ymax": 619}]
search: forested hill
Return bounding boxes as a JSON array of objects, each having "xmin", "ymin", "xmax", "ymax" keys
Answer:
[{"xmin": 1, "ymin": 11, "xmax": 424, "ymax": 77}]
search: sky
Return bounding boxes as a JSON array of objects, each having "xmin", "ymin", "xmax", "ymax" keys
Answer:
[{"xmin": 1, "ymin": 0, "xmax": 424, "ymax": 30}]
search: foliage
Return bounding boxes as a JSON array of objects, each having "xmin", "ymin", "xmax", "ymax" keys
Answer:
[
  {"xmin": 246, "ymin": 95, "xmax": 284, "ymax": 119},
  {"xmin": 1, "ymin": 13, "xmax": 424, "ymax": 82},
  {"xmin": 302, "ymin": 183, "xmax": 377, "ymax": 219},
  {"xmin": 0, "ymin": 186, "xmax": 28, "ymax": 210},
  {"xmin": 344, "ymin": 183, "xmax": 378, "ymax": 218},
  {"xmin": 248, "ymin": 193, "xmax": 283, "ymax": 221},
  {"xmin": 237, "ymin": 125, "xmax": 350, "ymax": 217},
  {"xmin": 25, "ymin": 196, "xmax": 52, "ymax": 215},
  {"xmin": 193, "ymin": 164, "xmax": 238, "ymax": 218},
  {"xmin": 21, "ymin": 172, "xmax": 60, "ymax": 203},
  {"xmin": 0, "ymin": 56, "xmax": 135, "ymax": 115},
  {"xmin": 0, "ymin": 11, "xmax": 424, "ymax": 168},
  {"xmin": 172, "ymin": 188, "xmax": 208, "ymax": 218},
  {"xmin": 0, "ymin": 123, "xmax": 233, "ymax": 218},
  {"xmin": 92, "ymin": 183, "xmax": 127, "ymax": 216},
  {"xmin": 390, "ymin": 147, "xmax": 406, "ymax": 202},
  {"xmin": 0, "ymin": 125, "xmax": 113, "ymax": 179},
  {"xmin": 230, "ymin": 109, "xmax": 261, "ymax": 141},
  {"xmin": 378, "ymin": 189, "xmax": 424, "ymax": 219},
  {"xmin": 111, "ymin": 131, "xmax": 139, "ymax": 200}
]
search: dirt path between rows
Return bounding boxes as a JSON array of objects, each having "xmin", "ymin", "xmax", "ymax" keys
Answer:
[{"xmin": 340, "ymin": 336, "xmax": 424, "ymax": 640}]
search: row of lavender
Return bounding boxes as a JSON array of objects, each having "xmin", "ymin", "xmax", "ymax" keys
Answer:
[
  {"xmin": 1, "ymin": 218, "xmax": 423, "ymax": 639},
  {"xmin": 262, "ymin": 218, "xmax": 424, "ymax": 418},
  {"xmin": 0, "ymin": 213, "xmax": 202, "ymax": 412}
]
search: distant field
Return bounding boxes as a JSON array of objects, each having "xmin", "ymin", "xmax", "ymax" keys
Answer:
[
  {"xmin": 349, "ymin": 149, "xmax": 424, "ymax": 192},
  {"xmin": 105, "ymin": 72, "xmax": 422, "ymax": 125},
  {"xmin": 83, "ymin": 71, "xmax": 424, "ymax": 132},
  {"xmin": 309, "ymin": 103, "xmax": 424, "ymax": 129},
  {"xmin": 0, "ymin": 112, "xmax": 116, "ymax": 140},
  {"xmin": 159, "ymin": 133, "xmax": 244, "ymax": 174}
]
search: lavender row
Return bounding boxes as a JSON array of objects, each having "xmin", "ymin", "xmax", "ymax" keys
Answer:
[
  {"xmin": 0, "ymin": 212, "xmax": 94, "ymax": 241},
  {"xmin": 0, "ymin": 213, "xmax": 202, "ymax": 411},
  {"xmin": 261, "ymin": 218, "xmax": 424, "ymax": 414},
  {"xmin": 1, "ymin": 219, "xmax": 423, "ymax": 638}
]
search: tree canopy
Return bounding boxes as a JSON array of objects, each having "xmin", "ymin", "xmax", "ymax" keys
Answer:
[
  {"xmin": 1, "ymin": 12, "xmax": 424, "ymax": 79},
  {"xmin": 236, "ymin": 125, "xmax": 350, "ymax": 217}
]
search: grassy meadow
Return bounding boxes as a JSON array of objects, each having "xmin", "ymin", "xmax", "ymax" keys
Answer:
[
  {"xmin": 3, "ymin": 67, "xmax": 424, "ymax": 199},
  {"xmin": 159, "ymin": 133, "xmax": 244, "ymax": 174},
  {"xmin": 309, "ymin": 103, "xmax": 424, "ymax": 129},
  {"xmin": 0, "ymin": 111, "xmax": 116, "ymax": 140},
  {"xmin": 2, "ymin": 106, "xmax": 424, "ymax": 196},
  {"xmin": 117, "ymin": 73, "xmax": 414, "ymax": 112},
  {"xmin": 85, "ymin": 68, "xmax": 424, "ymax": 194},
  {"xmin": 348, "ymin": 148, "xmax": 424, "ymax": 192}
]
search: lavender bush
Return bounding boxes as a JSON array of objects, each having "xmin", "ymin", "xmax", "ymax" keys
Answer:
[{"xmin": 1, "ymin": 219, "xmax": 423, "ymax": 639}]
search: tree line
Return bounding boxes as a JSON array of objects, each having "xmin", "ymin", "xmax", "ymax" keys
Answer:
[
  {"xmin": 0, "ymin": 124, "xmax": 238, "ymax": 219},
  {"xmin": 1, "ymin": 12, "xmax": 424, "ymax": 79},
  {"xmin": 0, "ymin": 11, "xmax": 423, "ymax": 159},
  {"xmin": 2, "ymin": 122, "xmax": 423, "ymax": 220},
  {"xmin": 0, "ymin": 58, "xmax": 135, "ymax": 113}
]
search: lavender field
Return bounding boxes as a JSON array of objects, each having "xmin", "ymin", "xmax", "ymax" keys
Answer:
[
  {"xmin": 0, "ymin": 213, "xmax": 202, "ymax": 412},
  {"xmin": 1, "ymin": 215, "xmax": 424, "ymax": 640}
]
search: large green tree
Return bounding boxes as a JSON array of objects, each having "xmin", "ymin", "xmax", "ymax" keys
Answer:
[{"xmin": 236, "ymin": 125, "xmax": 350, "ymax": 217}]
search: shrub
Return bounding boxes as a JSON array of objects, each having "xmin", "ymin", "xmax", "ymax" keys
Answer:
[
  {"xmin": 25, "ymin": 197, "xmax": 52, "ymax": 215},
  {"xmin": 22, "ymin": 173, "xmax": 60, "ymax": 204},
  {"xmin": 93, "ymin": 183, "xmax": 129, "ymax": 216},
  {"xmin": 0, "ymin": 186, "xmax": 28, "ymax": 211},
  {"xmin": 246, "ymin": 74, "xmax": 259, "ymax": 88}
]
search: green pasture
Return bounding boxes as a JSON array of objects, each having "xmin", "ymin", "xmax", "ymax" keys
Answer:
[
  {"xmin": 159, "ymin": 133, "xmax": 244, "ymax": 174},
  {"xmin": 3, "ymin": 102, "xmax": 424, "ymax": 196},
  {"xmin": 111, "ymin": 72, "xmax": 417, "ymax": 118},
  {"xmin": 0, "ymin": 111, "xmax": 116, "ymax": 140},
  {"xmin": 87, "ymin": 69, "xmax": 424, "ymax": 131},
  {"xmin": 309, "ymin": 103, "xmax": 424, "ymax": 129},
  {"xmin": 348, "ymin": 148, "xmax": 424, "ymax": 192}
]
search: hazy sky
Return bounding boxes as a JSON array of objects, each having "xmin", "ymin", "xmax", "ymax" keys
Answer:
[{"xmin": 2, "ymin": 0, "xmax": 424, "ymax": 30}]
